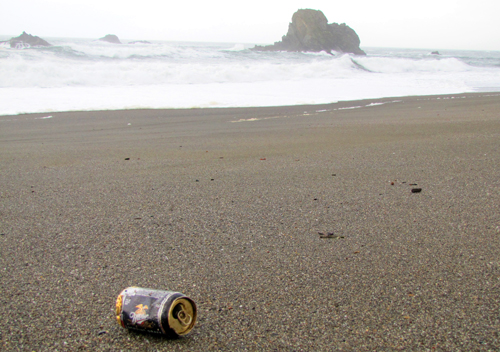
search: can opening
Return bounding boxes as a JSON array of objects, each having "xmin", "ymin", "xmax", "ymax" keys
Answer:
[
  {"xmin": 168, "ymin": 297, "xmax": 197, "ymax": 335},
  {"xmin": 173, "ymin": 303, "xmax": 193, "ymax": 326}
]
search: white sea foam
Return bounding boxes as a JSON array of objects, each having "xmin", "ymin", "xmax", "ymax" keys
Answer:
[
  {"xmin": 353, "ymin": 56, "xmax": 471, "ymax": 73},
  {"xmin": 222, "ymin": 44, "xmax": 246, "ymax": 52},
  {"xmin": 0, "ymin": 39, "xmax": 499, "ymax": 115},
  {"xmin": 338, "ymin": 106, "xmax": 362, "ymax": 110}
]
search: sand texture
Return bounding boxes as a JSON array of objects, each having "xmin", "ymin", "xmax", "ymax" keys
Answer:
[{"xmin": 1, "ymin": 93, "xmax": 499, "ymax": 351}]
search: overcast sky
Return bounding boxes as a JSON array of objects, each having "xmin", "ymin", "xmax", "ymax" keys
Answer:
[{"xmin": 2, "ymin": 0, "xmax": 499, "ymax": 50}]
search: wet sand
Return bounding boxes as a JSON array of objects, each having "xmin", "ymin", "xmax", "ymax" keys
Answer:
[{"xmin": 1, "ymin": 93, "xmax": 499, "ymax": 351}]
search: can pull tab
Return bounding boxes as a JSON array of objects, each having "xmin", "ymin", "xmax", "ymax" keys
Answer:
[{"xmin": 173, "ymin": 303, "xmax": 192, "ymax": 326}]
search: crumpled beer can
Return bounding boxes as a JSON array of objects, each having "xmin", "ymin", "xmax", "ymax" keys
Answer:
[{"xmin": 116, "ymin": 287, "xmax": 197, "ymax": 336}]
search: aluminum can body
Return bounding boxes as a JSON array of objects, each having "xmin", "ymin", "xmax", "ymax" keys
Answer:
[{"xmin": 116, "ymin": 287, "xmax": 197, "ymax": 336}]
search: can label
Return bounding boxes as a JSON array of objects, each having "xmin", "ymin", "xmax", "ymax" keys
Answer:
[{"xmin": 116, "ymin": 287, "xmax": 196, "ymax": 336}]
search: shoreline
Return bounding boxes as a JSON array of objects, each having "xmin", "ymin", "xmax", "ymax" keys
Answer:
[
  {"xmin": 1, "ymin": 92, "xmax": 499, "ymax": 351},
  {"xmin": 2, "ymin": 91, "xmax": 500, "ymax": 119}
]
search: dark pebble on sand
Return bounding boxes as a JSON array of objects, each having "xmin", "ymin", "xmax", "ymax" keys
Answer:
[{"xmin": 319, "ymin": 232, "xmax": 345, "ymax": 239}]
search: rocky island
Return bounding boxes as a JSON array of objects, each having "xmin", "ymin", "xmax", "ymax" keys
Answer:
[
  {"xmin": 253, "ymin": 9, "xmax": 365, "ymax": 55},
  {"xmin": 1, "ymin": 31, "xmax": 51, "ymax": 49},
  {"xmin": 99, "ymin": 34, "xmax": 122, "ymax": 44}
]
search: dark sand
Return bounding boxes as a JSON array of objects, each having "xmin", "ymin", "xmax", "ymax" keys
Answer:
[{"xmin": 1, "ymin": 93, "xmax": 499, "ymax": 351}]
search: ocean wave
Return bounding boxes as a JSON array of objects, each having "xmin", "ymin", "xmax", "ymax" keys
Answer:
[
  {"xmin": 0, "ymin": 53, "xmax": 488, "ymax": 89},
  {"xmin": 221, "ymin": 44, "xmax": 246, "ymax": 52},
  {"xmin": 353, "ymin": 56, "xmax": 471, "ymax": 73},
  {"xmin": 0, "ymin": 52, "xmax": 364, "ymax": 87},
  {"xmin": 60, "ymin": 40, "xmax": 229, "ymax": 61},
  {"xmin": 1, "ymin": 40, "xmax": 499, "ymax": 114}
]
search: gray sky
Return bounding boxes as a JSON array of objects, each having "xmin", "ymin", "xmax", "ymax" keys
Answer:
[{"xmin": 2, "ymin": 0, "xmax": 499, "ymax": 50}]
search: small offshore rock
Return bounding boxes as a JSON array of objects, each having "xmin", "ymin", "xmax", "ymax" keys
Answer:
[
  {"xmin": 99, "ymin": 34, "xmax": 121, "ymax": 44},
  {"xmin": 3, "ymin": 31, "xmax": 51, "ymax": 49}
]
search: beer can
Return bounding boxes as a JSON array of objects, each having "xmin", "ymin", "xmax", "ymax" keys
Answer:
[{"xmin": 116, "ymin": 287, "xmax": 197, "ymax": 336}]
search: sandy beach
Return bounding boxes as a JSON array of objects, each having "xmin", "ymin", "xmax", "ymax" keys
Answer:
[{"xmin": 1, "ymin": 93, "xmax": 499, "ymax": 351}]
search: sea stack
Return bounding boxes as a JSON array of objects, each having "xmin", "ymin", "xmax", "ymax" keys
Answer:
[
  {"xmin": 3, "ymin": 32, "xmax": 51, "ymax": 49},
  {"xmin": 99, "ymin": 34, "xmax": 122, "ymax": 44},
  {"xmin": 253, "ymin": 9, "xmax": 365, "ymax": 55}
]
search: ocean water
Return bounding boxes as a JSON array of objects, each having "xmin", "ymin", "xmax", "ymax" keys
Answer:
[{"xmin": 1, "ymin": 37, "xmax": 500, "ymax": 115}]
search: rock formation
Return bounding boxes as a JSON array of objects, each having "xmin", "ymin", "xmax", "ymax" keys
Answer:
[
  {"xmin": 99, "ymin": 34, "xmax": 121, "ymax": 44},
  {"xmin": 253, "ymin": 9, "xmax": 365, "ymax": 55},
  {"xmin": 1, "ymin": 32, "xmax": 51, "ymax": 49}
]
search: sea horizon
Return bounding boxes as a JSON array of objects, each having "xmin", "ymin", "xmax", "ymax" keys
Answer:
[{"xmin": 2, "ymin": 33, "xmax": 500, "ymax": 52}]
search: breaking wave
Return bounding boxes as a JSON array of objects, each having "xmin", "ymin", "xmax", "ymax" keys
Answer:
[{"xmin": 1, "ymin": 37, "xmax": 499, "ymax": 114}]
